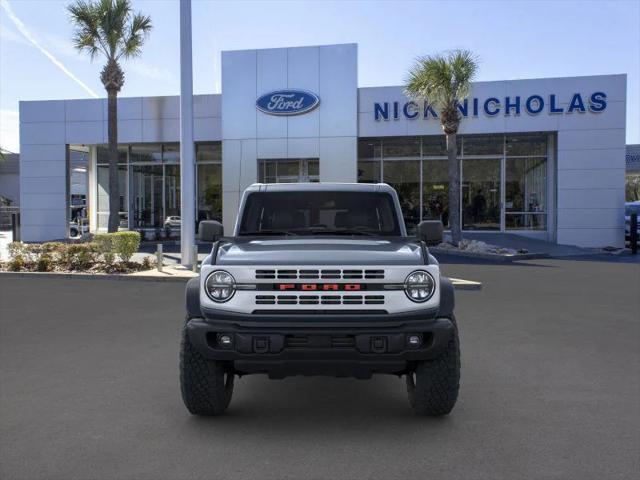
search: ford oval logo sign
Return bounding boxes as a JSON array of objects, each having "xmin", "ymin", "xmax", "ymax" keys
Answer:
[{"xmin": 256, "ymin": 90, "xmax": 320, "ymax": 116}]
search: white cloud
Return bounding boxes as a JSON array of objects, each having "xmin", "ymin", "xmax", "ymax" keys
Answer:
[
  {"xmin": 0, "ymin": 0, "xmax": 99, "ymax": 98},
  {"xmin": 0, "ymin": 109, "xmax": 19, "ymax": 153}
]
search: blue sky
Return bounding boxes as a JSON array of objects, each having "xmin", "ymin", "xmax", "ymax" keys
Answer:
[{"xmin": 1, "ymin": 0, "xmax": 638, "ymax": 152}]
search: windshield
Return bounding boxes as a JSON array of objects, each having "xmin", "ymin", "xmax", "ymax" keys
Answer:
[
  {"xmin": 625, "ymin": 204, "xmax": 640, "ymax": 216},
  {"xmin": 238, "ymin": 191, "xmax": 402, "ymax": 236}
]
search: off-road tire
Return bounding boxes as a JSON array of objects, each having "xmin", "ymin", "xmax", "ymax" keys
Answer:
[
  {"xmin": 180, "ymin": 317, "xmax": 234, "ymax": 416},
  {"xmin": 406, "ymin": 316, "xmax": 460, "ymax": 416}
]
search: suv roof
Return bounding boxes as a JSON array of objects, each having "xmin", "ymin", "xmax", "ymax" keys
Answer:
[{"xmin": 246, "ymin": 182, "xmax": 397, "ymax": 193}]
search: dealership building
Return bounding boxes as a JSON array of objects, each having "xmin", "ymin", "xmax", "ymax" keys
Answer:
[{"xmin": 19, "ymin": 43, "xmax": 627, "ymax": 247}]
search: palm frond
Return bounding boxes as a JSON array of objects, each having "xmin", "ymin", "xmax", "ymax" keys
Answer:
[
  {"xmin": 405, "ymin": 49, "xmax": 479, "ymax": 111},
  {"xmin": 98, "ymin": 0, "xmax": 128, "ymax": 59},
  {"xmin": 67, "ymin": 0, "xmax": 152, "ymax": 66},
  {"xmin": 118, "ymin": 13, "xmax": 152, "ymax": 60},
  {"xmin": 67, "ymin": 0, "xmax": 107, "ymax": 59}
]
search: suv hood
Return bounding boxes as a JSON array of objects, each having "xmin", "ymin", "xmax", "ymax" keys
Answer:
[{"xmin": 215, "ymin": 237, "xmax": 424, "ymax": 266}]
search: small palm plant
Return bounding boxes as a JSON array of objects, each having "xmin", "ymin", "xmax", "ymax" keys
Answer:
[
  {"xmin": 405, "ymin": 50, "xmax": 478, "ymax": 245},
  {"xmin": 68, "ymin": 0, "xmax": 152, "ymax": 232}
]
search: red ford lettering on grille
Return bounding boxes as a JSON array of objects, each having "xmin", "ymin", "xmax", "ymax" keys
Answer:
[{"xmin": 276, "ymin": 284, "xmax": 362, "ymax": 291}]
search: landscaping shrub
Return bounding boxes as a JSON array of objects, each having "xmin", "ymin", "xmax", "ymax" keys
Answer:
[
  {"xmin": 141, "ymin": 255, "xmax": 155, "ymax": 270},
  {"xmin": 94, "ymin": 233, "xmax": 115, "ymax": 264},
  {"xmin": 41, "ymin": 242, "xmax": 65, "ymax": 254},
  {"xmin": 58, "ymin": 243, "xmax": 99, "ymax": 270},
  {"xmin": 8, "ymin": 242, "xmax": 27, "ymax": 259},
  {"xmin": 36, "ymin": 253, "xmax": 53, "ymax": 272},
  {"xmin": 8, "ymin": 254, "xmax": 25, "ymax": 271},
  {"xmin": 112, "ymin": 231, "xmax": 140, "ymax": 263},
  {"xmin": 2, "ymin": 234, "xmax": 145, "ymax": 274}
]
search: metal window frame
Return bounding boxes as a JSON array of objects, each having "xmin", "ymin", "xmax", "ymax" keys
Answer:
[{"xmin": 365, "ymin": 133, "xmax": 552, "ymax": 234}]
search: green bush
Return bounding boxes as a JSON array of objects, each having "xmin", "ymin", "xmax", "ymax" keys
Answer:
[
  {"xmin": 36, "ymin": 253, "xmax": 53, "ymax": 272},
  {"xmin": 94, "ymin": 233, "xmax": 115, "ymax": 264},
  {"xmin": 112, "ymin": 231, "xmax": 140, "ymax": 263},
  {"xmin": 8, "ymin": 254, "xmax": 25, "ymax": 271},
  {"xmin": 41, "ymin": 242, "xmax": 65, "ymax": 254},
  {"xmin": 141, "ymin": 256, "xmax": 155, "ymax": 270},
  {"xmin": 58, "ymin": 243, "xmax": 99, "ymax": 270},
  {"xmin": 8, "ymin": 242, "xmax": 27, "ymax": 259},
  {"xmin": 2, "ymin": 235, "xmax": 143, "ymax": 273},
  {"xmin": 8, "ymin": 242, "xmax": 40, "ymax": 264}
]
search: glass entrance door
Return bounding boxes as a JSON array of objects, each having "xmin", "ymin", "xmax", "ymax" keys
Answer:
[
  {"xmin": 131, "ymin": 164, "xmax": 163, "ymax": 228},
  {"xmin": 461, "ymin": 158, "xmax": 502, "ymax": 230}
]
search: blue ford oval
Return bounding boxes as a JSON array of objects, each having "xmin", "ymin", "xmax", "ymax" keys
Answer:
[{"xmin": 256, "ymin": 90, "xmax": 320, "ymax": 116}]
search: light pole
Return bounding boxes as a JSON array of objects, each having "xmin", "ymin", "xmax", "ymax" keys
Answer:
[{"xmin": 179, "ymin": 0, "xmax": 195, "ymax": 267}]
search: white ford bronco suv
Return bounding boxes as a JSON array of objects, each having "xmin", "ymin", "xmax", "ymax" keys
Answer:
[{"xmin": 180, "ymin": 183, "xmax": 460, "ymax": 416}]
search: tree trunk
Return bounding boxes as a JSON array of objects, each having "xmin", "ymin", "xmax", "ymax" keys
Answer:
[
  {"xmin": 107, "ymin": 90, "xmax": 120, "ymax": 233},
  {"xmin": 447, "ymin": 132, "xmax": 462, "ymax": 245}
]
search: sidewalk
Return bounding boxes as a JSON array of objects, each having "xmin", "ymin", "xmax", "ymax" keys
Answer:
[{"xmin": 461, "ymin": 232, "xmax": 609, "ymax": 258}]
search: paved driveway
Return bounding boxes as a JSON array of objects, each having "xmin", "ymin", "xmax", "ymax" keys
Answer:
[{"xmin": 1, "ymin": 258, "xmax": 638, "ymax": 480}]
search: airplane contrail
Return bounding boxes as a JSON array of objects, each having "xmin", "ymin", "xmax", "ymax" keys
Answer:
[{"xmin": 1, "ymin": 0, "xmax": 100, "ymax": 98}]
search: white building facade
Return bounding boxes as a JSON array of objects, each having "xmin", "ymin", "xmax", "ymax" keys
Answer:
[{"xmin": 19, "ymin": 43, "xmax": 627, "ymax": 247}]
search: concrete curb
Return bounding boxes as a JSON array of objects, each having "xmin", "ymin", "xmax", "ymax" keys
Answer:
[
  {"xmin": 0, "ymin": 271, "xmax": 186, "ymax": 283},
  {"xmin": 431, "ymin": 247, "xmax": 550, "ymax": 262},
  {"xmin": 0, "ymin": 271, "xmax": 482, "ymax": 290}
]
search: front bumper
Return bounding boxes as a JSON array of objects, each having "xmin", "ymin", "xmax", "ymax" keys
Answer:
[{"xmin": 186, "ymin": 314, "xmax": 455, "ymax": 378}]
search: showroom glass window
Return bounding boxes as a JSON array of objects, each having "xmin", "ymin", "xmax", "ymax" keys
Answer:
[
  {"xmin": 461, "ymin": 135, "xmax": 503, "ymax": 230},
  {"xmin": 69, "ymin": 147, "xmax": 89, "ymax": 228},
  {"xmin": 130, "ymin": 144, "xmax": 165, "ymax": 229},
  {"xmin": 95, "ymin": 142, "xmax": 223, "ymax": 234},
  {"xmin": 257, "ymin": 158, "xmax": 320, "ymax": 183},
  {"xmin": 357, "ymin": 133, "xmax": 549, "ymax": 232},
  {"xmin": 196, "ymin": 143, "xmax": 223, "ymax": 224},
  {"xmin": 96, "ymin": 146, "xmax": 128, "ymax": 229},
  {"xmin": 357, "ymin": 139, "xmax": 382, "ymax": 183},
  {"xmin": 504, "ymin": 134, "xmax": 548, "ymax": 230},
  {"xmin": 380, "ymin": 137, "xmax": 421, "ymax": 231},
  {"xmin": 422, "ymin": 136, "xmax": 449, "ymax": 227}
]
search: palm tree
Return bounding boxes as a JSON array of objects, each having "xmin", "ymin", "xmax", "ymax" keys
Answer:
[
  {"xmin": 68, "ymin": 0, "xmax": 152, "ymax": 232},
  {"xmin": 405, "ymin": 50, "xmax": 478, "ymax": 245}
]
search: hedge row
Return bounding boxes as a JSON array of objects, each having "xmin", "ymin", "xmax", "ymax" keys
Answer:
[
  {"xmin": 94, "ymin": 232, "xmax": 140, "ymax": 263},
  {"xmin": 5, "ymin": 232, "xmax": 142, "ymax": 272}
]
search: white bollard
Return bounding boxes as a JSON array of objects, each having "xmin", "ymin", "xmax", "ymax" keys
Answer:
[{"xmin": 156, "ymin": 244, "xmax": 163, "ymax": 273}]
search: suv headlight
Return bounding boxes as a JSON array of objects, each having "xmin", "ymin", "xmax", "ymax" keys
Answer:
[
  {"xmin": 205, "ymin": 270, "xmax": 236, "ymax": 302},
  {"xmin": 404, "ymin": 270, "xmax": 435, "ymax": 302}
]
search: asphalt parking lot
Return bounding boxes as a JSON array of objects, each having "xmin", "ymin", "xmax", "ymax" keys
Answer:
[{"xmin": 1, "ymin": 257, "xmax": 639, "ymax": 480}]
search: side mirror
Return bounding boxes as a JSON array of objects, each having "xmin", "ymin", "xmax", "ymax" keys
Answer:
[
  {"xmin": 199, "ymin": 220, "xmax": 224, "ymax": 243},
  {"xmin": 416, "ymin": 220, "xmax": 443, "ymax": 246}
]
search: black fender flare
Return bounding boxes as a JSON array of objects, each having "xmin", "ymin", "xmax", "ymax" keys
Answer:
[
  {"xmin": 185, "ymin": 277, "xmax": 202, "ymax": 319},
  {"xmin": 437, "ymin": 276, "xmax": 455, "ymax": 318}
]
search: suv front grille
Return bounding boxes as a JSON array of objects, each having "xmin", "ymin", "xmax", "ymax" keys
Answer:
[
  {"xmin": 255, "ymin": 269, "xmax": 385, "ymax": 280},
  {"xmin": 255, "ymin": 294, "xmax": 385, "ymax": 306}
]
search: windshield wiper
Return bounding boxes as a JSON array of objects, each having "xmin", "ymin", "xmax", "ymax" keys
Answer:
[{"xmin": 239, "ymin": 229, "xmax": 298, "ymax": 236}]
